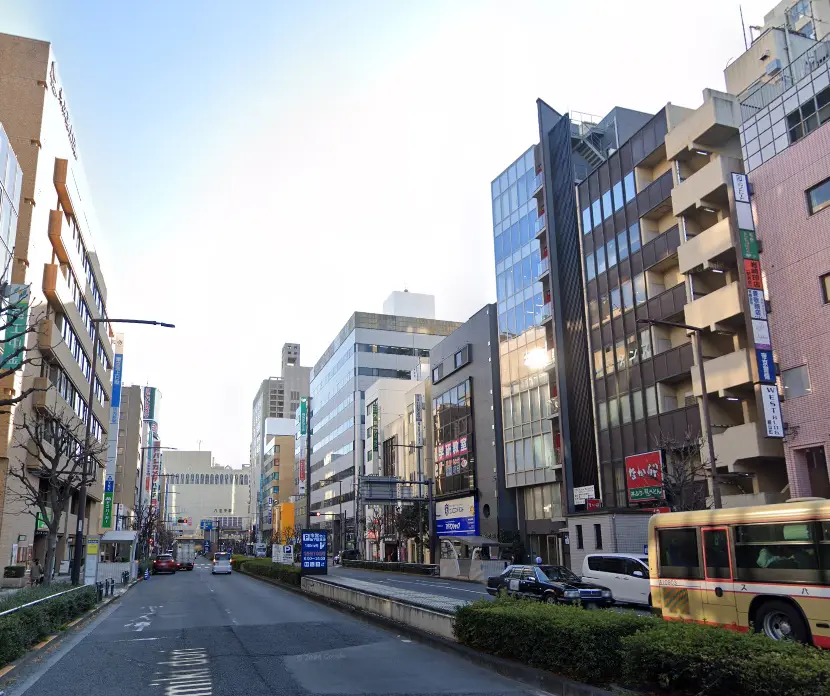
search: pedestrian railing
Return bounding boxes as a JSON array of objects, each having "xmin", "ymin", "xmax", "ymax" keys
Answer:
[{"xmin": 0, "ymin": 584, "xmax": 88, "ymax": 618}]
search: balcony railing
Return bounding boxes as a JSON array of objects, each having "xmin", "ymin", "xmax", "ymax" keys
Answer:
[
  {"xmin": 535, "ymin": 213, "xmax": 546, "ymax": 235},
  {"xmin": 538, "ymin": 257, "xmax": 550, "ymax": 277},
  {"xmin": 539, "ymin": 303, "xmax": 552, "ymax": 325},
  {"xmin": 531, "ymin": 172, "xmax": 543, "ymax": 195},
  {"xmin": 547, "ymin": 396, "xmax": 560, "ymax": 417}
]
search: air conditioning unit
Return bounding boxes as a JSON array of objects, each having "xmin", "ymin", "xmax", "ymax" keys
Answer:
[{"xmin": 765, "ymin": 58, "xmax": 783, "ymax": 76}]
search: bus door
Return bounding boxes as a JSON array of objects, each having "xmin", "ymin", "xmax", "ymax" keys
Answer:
[{"xmin": 700, "ymin": 527, "xmax": 738, "ymax": 627}]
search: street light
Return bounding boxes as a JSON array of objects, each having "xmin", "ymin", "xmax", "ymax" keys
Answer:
[
  {"xmin": 71, "ymin": 318, "xmax": 174, "ymax": 585},
  {"xmin": 637, "ymin": 318, "xmax": 722, "ymax": 509}
]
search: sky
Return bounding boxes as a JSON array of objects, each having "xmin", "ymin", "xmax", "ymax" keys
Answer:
[{"xmin": 1, "ymin": 0, "xmax": 774, "ymax": 467}]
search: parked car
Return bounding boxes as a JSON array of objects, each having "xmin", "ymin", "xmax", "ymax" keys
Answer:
[
  {"xmin": 152, "ymin": 554, "xmax": 176, "ymax": 575},
  {"xmin": 580, "ymin": 553, "xmax": 651, "ymax": 606},
  {"xmin": 486, "ymin": 564, "xmax": 613, "ymax": 607},
  {"xmin": 334, "ymin": 549, "xmax": 360, "ymax": 565},
  {"xmin": 212, "ymin": 552, "xmax": 232, "ymax": 575}
]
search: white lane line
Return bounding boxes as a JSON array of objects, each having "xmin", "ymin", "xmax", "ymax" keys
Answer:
[{"xmin": 151, "ymin": 647, "xmax": 213, "ymax": 696}]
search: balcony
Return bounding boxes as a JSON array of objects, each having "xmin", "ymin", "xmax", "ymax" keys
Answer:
[
  {"xmin": 42, "ymin": 264, "xmax": 72, "ymax": 309},
  {"xmin": 539, "ymin": 302, "xmax": 552, "ymax": 325},
  {"xmin": 678, "ymin": 218, "xmax": 734, "ymax": 274},
  {"xmin": 53, "ymin": 158, "xmax": 77, "ymax": 217},
  {"xmin": 47, "ymin": 210, "xmax": 70, "ymax": 265},
  {"xmin": 714, "ymin": 421, "xmax": 784, "ymax": 471},
  {"xmin": 691, "ymin": 348, "xmax": 752, "ymax": 397},
  {"xmin": 637, "ymin": 171, "xmax": 674, "ymax": 221},
  {"xmin": 531, "ymin": 172, "xmax": 544, "ymax": 197},
  {"xmin": 664, "ymin": 91, "xmax": 740, "ymax": 161},
  {"xmin": 671, "ymin": 155, "xmax": 742, "ymax": 216},
  {"xmin": 538, "ymin": 256, "xmax": 550, "ymax": 278},
  {"xmin": 684, "ymin": 282, "xmax": 742, "ymax": 331},
  {"xmin": 642, "ymin": 283, "xmax": 687, "ymax": 324},
  {"xmin": 535, "ymin": 213, "xmax": 546, "ymax": 236},
  {"xmin": 37, "ymin": 317, "xmax": 59, "ymax": 360},
  {"xmin": 547, "ymin": 396, "xmax": 560, "ymax": 417}
]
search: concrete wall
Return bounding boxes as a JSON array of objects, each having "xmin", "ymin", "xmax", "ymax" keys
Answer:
[{"xmin": 567, "ymin": 513, "xmax": 651, "ymax": 572}]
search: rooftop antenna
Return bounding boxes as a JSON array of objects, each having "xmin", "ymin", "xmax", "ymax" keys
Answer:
[{"xmin": 740, "ymin": 5, "xmax": 749, "ymax": 50}]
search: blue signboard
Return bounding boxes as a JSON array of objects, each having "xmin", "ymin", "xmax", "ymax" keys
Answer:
[
  {"xmin": 756, "ymin": 349, "xmax": 775, "ymax": 384},
  {"xmin": 435, "ymin": 495, "xmax": 479, "ymax": 537},
  {"xmin": 301, "ymin": 529, "xmax": 328, "ymax": 575}
]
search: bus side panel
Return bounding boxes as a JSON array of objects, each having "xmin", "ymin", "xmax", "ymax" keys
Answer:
[{"xmin": 652, "ymin": 582, "xmax": 705, "ymax": 622}]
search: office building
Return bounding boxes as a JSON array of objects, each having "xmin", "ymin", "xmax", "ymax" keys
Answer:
[
  {"xmin": 160, "ymin": 451, "xmax": 251, "ymax": 541},
  {"xmin": 309, "ymin": 305, "xmax": 459, "ymax": 546},
  {"xmin": 249, "ymin": 343, "xmax": 310, "ymax": 541},
  {"xmin": 260, "ymin": 417, "xmax": 295, "ymax": 540},
  {"xmin": 0, "ymin": 34, "xmax": 115, "ymax": 570},
  {"xmin": 726, "ymin": 4, "xmax": 830, "ymax": 496},
  {"xmin": 113, "ymin": 385, "xmax": 144, "ymax": 530},
  {"xmin": 382, "ymin": 290, "xmax": 436, "ymax": 319},
  {"xmin": 429, "ymin": 305, "xmax": 517, "ymax": 550},
  {"xmin": 492, "ymin": 106, "xmax": 652, "ymax": 563}
]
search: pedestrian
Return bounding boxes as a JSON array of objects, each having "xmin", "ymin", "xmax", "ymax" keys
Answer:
[{"xmin": 31, "ymin": 559, "xmax": 43, "ymax": 586}]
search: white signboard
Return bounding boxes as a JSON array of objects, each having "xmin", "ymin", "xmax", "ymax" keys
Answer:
[
  {"xmin": 414, "ymin": 393, "xmax": 424, "ymax": 447},
  {"xmin": 760, "ymin": 385, "xmax": 785, "ymax": 438},
  {"xmin": 747, "ymin": 289, "xmax": 767, "ymax": 320},
  {"xmin": 573, "ymin": 485, "xmax": 596, "ymax": 506},
  {"xmin": 732, "ymin": 172, "xmax": 750, "ymax": 203},
  {"xmin": 272, "ymin": 544, "xmax": 293, "ymax": 564},
  {"xmin": 752, "ymin": 319, "xmax": 772, "ymax": 350}
]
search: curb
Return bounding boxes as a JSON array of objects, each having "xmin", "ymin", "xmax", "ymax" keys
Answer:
[
  {"xmin": 241, "ymin": 569, "xmax": 618, "ymax": 696},
  {"xmin": 0, "ymin": 581, "xmax": 135, "ymax": 687}
]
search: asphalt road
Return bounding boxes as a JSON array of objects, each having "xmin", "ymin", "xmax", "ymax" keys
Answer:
[
  {"xmin": 3, "ymin": 560, "xmax": 539, "ymax": 696},
  {"xmin": 329, "ymin": 566, "xmax": 494, "ymax": 604}
]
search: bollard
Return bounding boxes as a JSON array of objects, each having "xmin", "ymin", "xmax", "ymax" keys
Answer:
[
  {"xmin": 96, "ymin": 582, "xmax": 103, "ymax": 602},
  {"xmin": 144, "ymin": 568, "xmax": 149, "ymax": 580}
]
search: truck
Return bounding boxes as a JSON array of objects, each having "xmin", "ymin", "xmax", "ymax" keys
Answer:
[
  {"xmin": 173, "ymin": 538, "xmax": 196, "ymax": 571},
  {"xmin": 254, "ymin": 543, "xmax": 267, "ymax": 558}
]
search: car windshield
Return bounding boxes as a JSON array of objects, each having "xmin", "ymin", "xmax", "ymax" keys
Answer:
[{"xmin": 539, "ymin": 566, "xmax": 581, "ymax": 583}]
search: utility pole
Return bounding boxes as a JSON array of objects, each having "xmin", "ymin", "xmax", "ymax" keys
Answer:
[{"xmin": 304, "ymin": 397, "xmax": 311, "ymax": 529}]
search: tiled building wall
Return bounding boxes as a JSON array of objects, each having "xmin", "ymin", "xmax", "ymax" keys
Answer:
[
  {"xmin": 566, "ymin": 513, "xmax": 651, "ymax": 572},
  {"xmin": 751, "ymin": 120, "xmax": 830, "ymax": 495}
]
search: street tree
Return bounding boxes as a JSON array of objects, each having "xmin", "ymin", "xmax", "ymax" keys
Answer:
[
  {"xmin": 132, "ymin": 500, "xmax": 163, "ymax": 559},
  {"xmin": 393, "ymin": 504, "xmax": 429, "ymax": 562},
  {"xmin": 6, "ymin": 404, "xmax": 105, "ymax": 584},
  {"xmin": 652, "ymin": 429, "xmax": 710, "ymax": 512}
]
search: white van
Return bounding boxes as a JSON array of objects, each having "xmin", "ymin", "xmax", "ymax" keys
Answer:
[{"xmin": 581, "ymin": 553, "xmax": 650, "ymax": 606}]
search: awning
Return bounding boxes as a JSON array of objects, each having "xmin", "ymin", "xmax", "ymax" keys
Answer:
[{"xmin": 101, "ymin": 531, "xmax": 138, "ymax": 543}]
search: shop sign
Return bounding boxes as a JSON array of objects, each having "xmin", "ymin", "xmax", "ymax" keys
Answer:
[{"xmin": 625, "ymin": 451, "xmax": 664, "ymax": 503}]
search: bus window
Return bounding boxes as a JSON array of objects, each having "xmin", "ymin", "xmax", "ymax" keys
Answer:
[
  {"xmin": 735, "ymin": 522, "xmax": 819, "ymax": 583},
  {"xmin": 657, "ymin": 527, "xmax": 702, "ymax": 579},
  {"xmin": 702, "ymin": 528, "xmax": 731, "ymax": 580}
]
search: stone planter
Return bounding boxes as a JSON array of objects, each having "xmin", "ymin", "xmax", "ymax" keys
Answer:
[{"xmin": 1, "ymin": 574, "xmax": 28, "ymax": 588}]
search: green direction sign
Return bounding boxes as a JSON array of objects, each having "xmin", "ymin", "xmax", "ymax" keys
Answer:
[
  {"xmin": 299, "ymin": 398, "xmax": 308, "ymax": 435},
  {"xmin": 36, "ymin": 511, "xmax": 49, "ymax": 530},
  {"xmin": 739, "ymin": 228, "xmax": 759, "ymax": 260},
  {"xmin": 2, "ymin": 285, "xmax": 29, "ymax": 371},
  {"xmin": 101, "ymin": 492, "xmax": 113, "ymax": 528}
]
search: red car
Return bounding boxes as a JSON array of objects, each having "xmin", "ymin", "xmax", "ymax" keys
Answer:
[{"xmin": 152, "ymin": 554, "xmax": 176, "ymax": 574}]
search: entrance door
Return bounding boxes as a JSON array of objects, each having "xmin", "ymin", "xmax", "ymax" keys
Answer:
[
  {"xmin": 700, "ymin": 527, "xmax": 738, "ymax": 627},
  {"xmin": 546, "ymin": 535, "xmax": 559, "ymax": 566}
]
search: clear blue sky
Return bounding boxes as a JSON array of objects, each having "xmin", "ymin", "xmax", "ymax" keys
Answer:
[{"xmin": 1, "ymin": 0, "xmax": 769, "ymax": 466}]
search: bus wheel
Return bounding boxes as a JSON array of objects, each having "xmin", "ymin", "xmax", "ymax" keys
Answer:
[{"xmin": 755, "ymin": 601, "xmax": 809, "ymax": 643}]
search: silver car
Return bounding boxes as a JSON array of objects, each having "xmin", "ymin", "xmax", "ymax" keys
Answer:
[{"xmin": 212, "ymin": 552, "xmax": 232, "ymax": 575}]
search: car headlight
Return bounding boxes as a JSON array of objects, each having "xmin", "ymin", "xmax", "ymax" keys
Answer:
[
  {"xmin": 602, "ymin": 590, "xmax": 612, "ymax": 598},
  {"xmin": 563, "ymin": 589, "xmax": 580, "ymax": 599}
]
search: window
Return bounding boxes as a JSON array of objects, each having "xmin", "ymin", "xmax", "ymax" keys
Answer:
[
  {"xmin": 592, "ymin": 199, "xmax": 601, "ymax": 228},
  {"xmin": 604, "ymin": 344, "xmax": 614, "ymax": 374},
  {"xmin": 612, "ymin": 181, "xmax": 623, "ymax": 211},
  {"xmin": 596, "ymin": 245, "xmax": 607, "ymax": 274},
  {"xmin": 702, "ymin": 528, "xmax": 731, "ymax": 579},
  {"xmin": 735, "ymin": 522, "xmax": 819, "ymax": 583},
  {"xmin": 576, "ymin": 524, "xmax": 584, "ymax": 549},
  {"xmin": 621, "ymin": 279, "xmax": 633, "ymax": 310},
  {"xmin": 627, "ymin": 334, "xmax": 638, "ymax": 366},
  {"xmin": 606, "ymin": 239, "xmax": 617, "ymax": 268},
  {"xmin": 639, "ymin": 328, "xmax": 652, "ymax": 361},
  {"xmin": 632, "ymin": 389, "xmax": 644, "ymax": 421},
  {"xmin": 594, "ymin": 524, "xmax": 603, "ymax": 550},
  {"xmin": 787, "ymin": 87, "xmax": 830, "ymax": 145},
  {"xmin": 602, "ymin": 190, "xmax": 612, "ymax": 220},
  {"xmin": 615, "ymin": 340, "xmax": 626, "ymax": 371},
  {"xmin": 593, "ymin": 350, "xmax": 604, "ymax": 379},
  {"xmin": 611, "ymin": 288, "xmax": 622, "ymax": 318},
  {"xmin": 782, "ymin": 365, "xmax": 811, "ymax": 398},
  {"xmin": 624, "ymin": 171, "xmax": 636, "ymax": 202},
  {"xmin": 808, "ymin": 178, "xmax": 830, "ymax": 215},
  {"xmin": 617, "ymin": 230, "xmax": 629, "ymax": 261},
  {"xmin": 657, "ymin": 527, "xmax": 702, "ymax": 579},
  {"xmin": 822, "ymin": 273, "xmax": 830, "ymax": 304},
  {"xmin": 645, "ymin": 386, "xmax": 658, "ymax": 417},
  {"xmin": 432, "ymin": 365, "xmax": 443, "ymax": 382},
  {"xmin": 634, "ymin": 273, "xmax": 647, "ymax": 305},
  {"xmin": 620, "ymin": 393, "xmax": 631, "ymax": 424},
  {"xmin": 585, "ymin": 252, "xmax": 595, "ymax": 281},
  {"xmin": 600, "ymin": 293, "xmax": 610, "ymax": 323},
  {"xmin": 582, "ymin": 207, "xmax": 592, "ymax": 234},
  {"xmin": 598, "ymin": 402, "xmax": 608, "ymax": 430},
  {"xmin": 629, "ymin": 222, "xmax": 641, "ymax": 252}
]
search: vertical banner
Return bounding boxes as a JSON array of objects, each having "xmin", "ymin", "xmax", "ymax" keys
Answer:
[
  {"xmin": 372, "ymin": 403, "xmax": 379, "ymax": 454},
  {"xmin": 299, "ymin": 397, "xmax": 308, "ymax": 435},
  {"xmin": 101, "ymin": 334, "xmax": 124, "ymax": 529},
  {"xmin": 732, "ymin": 172, "xmax": 783, "ymax": 439},
  {"xmin": 414, "ymin": 393, "xmax": 424, "ymax": 447}
]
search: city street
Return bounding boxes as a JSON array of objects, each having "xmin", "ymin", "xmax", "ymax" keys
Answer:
[
  {"xmin": 329, "ymin": 566, "xmax": 495, "ymax": 604},
  {"xmin": 2, "ymin": 560, "xmax": 537, "ymax": 696}
]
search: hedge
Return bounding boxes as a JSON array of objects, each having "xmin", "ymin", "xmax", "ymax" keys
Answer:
[
  {"xmin": 0, "ymin": 585, "xmax": 98, "ymax": 667},
  {"xmin": 622, "ymin": 620, "xmax": 830, "ymax": 696},
  {"xmin": 454, "ymin": 596, "xmax": 830, "ymax": 696},
  {"xmin": 230, "ymin": 555, "xmax": 255, "ymax": 570},
  {"xmin": 239, "ymin": 559, "xmax": 301, "ymax": 586}
]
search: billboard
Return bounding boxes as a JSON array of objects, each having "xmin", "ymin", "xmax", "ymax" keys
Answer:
[
  {"xmin": 435, "ymin": 495, "xmax": 478, "ymax": 537},
  {"xmin": 101, "ymin": 334, "xmax": 124, "ymax": 529},
  {"xmin": 625, "ymin": 450, "xmax": 664, "ymax": 503},
  {"xmin": 299, "ymin": 397, "xmax": 308, "ymax": 435}
]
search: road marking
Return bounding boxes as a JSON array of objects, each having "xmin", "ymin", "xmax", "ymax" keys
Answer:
[
  {"xmin": 124, "ymin": 605, "xmax": 157, "ymax": 632},
  {"xmin": 115, "ymin": 637, "xmax": 161, "ymax": 642},
  {"xmin": 151, "ymin": 647, "xmax": 213, "ymax": 696}
]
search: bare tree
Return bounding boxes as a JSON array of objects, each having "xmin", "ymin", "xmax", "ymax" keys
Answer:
[
  {"xmin": 6, "ymin": 405, "xmax": 105, "ymax": 584},
  {"xmin": 394, "ymin": 504, "xmax": 428, "ymax": 562},
  {"xmin": 367, "ymin": 506, "xmax": 386, "ymax": 560},
  {"xmin": 652, "ymin": 430, "xmax": 710, "ymax": 512},
  {"xmin": 132, "ymin": 500, "xmax": 163, "ymax": 559}
]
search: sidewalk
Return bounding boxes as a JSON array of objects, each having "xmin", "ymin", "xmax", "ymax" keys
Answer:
[{"xmin": 320, "ymin": 574, "xmax": 469, "ymax": 614}]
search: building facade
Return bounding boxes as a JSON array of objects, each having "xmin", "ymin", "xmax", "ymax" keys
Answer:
[
  {"xmin": 0, "ymin": 34, "xmax": 115, "ymax": 571},
  {"xmin": 430, "ymin": 305, "xmax": 517, "ymax": 548},
  {"xmin": 260, "ymin": 417, "xmax": 295, "ymax": 540},
  {"xmin": 309, "ymin": 308, "xmax": 459, "ymax": 546},
  {"xmin": 114, "ymin": 385, "xmax": 143, "ymax": 530}
]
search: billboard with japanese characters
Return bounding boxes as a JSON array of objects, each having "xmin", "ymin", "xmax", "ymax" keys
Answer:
[{"xmin": 625, "ymin": 450, "xmax": 664, "ymax": 503}]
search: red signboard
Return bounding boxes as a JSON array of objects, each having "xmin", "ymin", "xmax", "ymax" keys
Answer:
[
  {"xmin": 744, "ymin": 259, "xmax": 763, "ymax": 290},
  {"xmin": 586, "ymin": 498, "xmax": 601, "ymax": 511},
  {"xmin": 625, "ymin": 450, "xmax": 664, "ymax": 504}
]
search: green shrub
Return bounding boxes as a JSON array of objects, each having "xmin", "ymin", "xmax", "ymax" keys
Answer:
[
  {"xmin": 240, "ymin": 559, "xmax": 301, "ymax": 586},
  {"xmin": 3, "ymin": 565, "xmax": 26, "ymax": 578},
  {"xmin": 454, "ymin": 596, "xmax": 657, "ymax": 684},
  {"xmin": 230, "ymin": 555, "xmax": 255, "ymax": 570},
  {"xmin": 621, "ymin": 620, "xmax": 830, "ymax": 696},
  {"xmin": 0, "ymin": 585, "xmax": 98, "ymax": 668}
]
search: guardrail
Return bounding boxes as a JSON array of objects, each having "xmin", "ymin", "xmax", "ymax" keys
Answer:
[
  {"xmin": 0, "ymin": 584, "xmax": 88, "ymax": 618},
  {"xmin": 341, "ymin": 560, "xmax": 439, "ymax": 576}
]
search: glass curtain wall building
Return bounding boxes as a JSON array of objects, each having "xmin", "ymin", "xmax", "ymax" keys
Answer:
[{"xmin": 0, "ymin": 123, "xmax": 21, "ymax": 277}]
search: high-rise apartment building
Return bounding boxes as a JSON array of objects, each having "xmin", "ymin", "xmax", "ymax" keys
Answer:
[
  {"xmin": 0, "ymin": 34, "xmax": 115, "ymax": 570},
  {"xmin": 309, "ymin": 305, "xmax": 459, "ymax": 545},
  {"xmin": 724, "ymin": 1, "xmax": 830, "ymax": 497},
  {"xmin": 249, "ymin": 344, "xmax": 310, "ymax": 541},
  {"xmin": 492, "ymin": 106, "xmax": 652, "ymax": 562}
]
